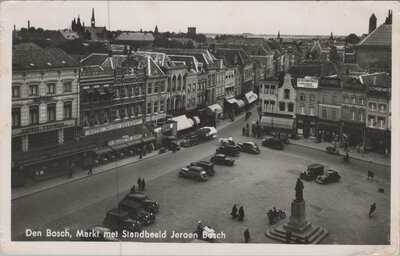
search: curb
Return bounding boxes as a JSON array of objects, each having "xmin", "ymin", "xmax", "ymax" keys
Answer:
[{"xmin": 289, "ymin": 142, "xmax": 391, "ymax": 167}]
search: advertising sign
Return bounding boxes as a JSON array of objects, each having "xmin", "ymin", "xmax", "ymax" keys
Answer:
[
  {"xmin": 297, "ymin": 78, "xmax": 319, "ymax": 89},
  {"xmin": 84, "ymin": 119, "xmax": 143, "ymax": 136}
]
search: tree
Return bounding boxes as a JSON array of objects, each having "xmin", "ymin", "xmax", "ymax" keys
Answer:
[{"xmin": 345, "ymin": 33, "xmax": 360, "ymax": 44}]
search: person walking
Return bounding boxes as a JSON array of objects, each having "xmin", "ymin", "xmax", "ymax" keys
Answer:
[
  {"xmin": 137, "ymin": 177, "xmax": 142, "ymax": 190},
  {"xmin": 285, "ymin": 230, "xmax": 292, "ymax": 244},
  {"xmin": 244, "ymin": 228, "xmax": 250, "ymax": 243},
  {"xmin": 231, "ymin": 204, "xmax": 238, "ymax": 219},
  {"xmin": 141, "ymin": 178, "xmax": 146, "ymax": 191},
  {"xmin": 369, "ymin": 203, "xmax": 376, "ymax": 217},
  {"xmin": 238, "ymin": 206, "xmax": 245, "ymax": 221},
  {"xmin": 88, "ymin": 164, "xmax": 93, "ymax": 175},
  {"xmin": 138, "ymin": 148, "xmax": 143, "ymax": 159}
]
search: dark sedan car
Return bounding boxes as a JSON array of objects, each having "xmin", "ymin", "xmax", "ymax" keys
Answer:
[
  {"xmin": 216, "ymin": 145, "xmax": 240, "ymax": 157},
  {"xmin": 237, "ymin": 142, "xmax": 261, "ymax": 154},
  {"xmin": 210, "ymin": 154, "xmax": 235, "ymax": 166},
  {"xmin": 300, "ymin": 163, "xmax": 324, "ymax": 181},
  {"xmin": 261, "ymin": 137, "xmax": 284, "ymax": 150},
  {"xmin": 316, "ymin": 169, "xmax": 341, "ymax": 184},
  {"xmin": 125, "ymin": 193, "xmax": 160, "ymax": 213}
]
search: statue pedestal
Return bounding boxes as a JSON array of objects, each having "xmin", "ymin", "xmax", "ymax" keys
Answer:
[{"xmin": 266, "ymin": 200, "xmax": 328, "ymax": 244}]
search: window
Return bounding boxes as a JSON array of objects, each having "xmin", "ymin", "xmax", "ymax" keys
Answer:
[
  {"xmin": 279, "ymin": 102, "xmax": 285, "ymax": 111},
  {"xmin": 83, "ymin": 112, "xmax": 90, "ymax": 127},
  {"xmin": 360, "ymin": 112, "xmax": 364, "ymax": 122},
  {"xmin": 154, "ymin": 82, "xmax": 159, "ymax": 93},
  {"xmin": 47, "ymin": 104, "xmax": 56, "ymax": 122},
  {"xmin": 322, "ymin": 109, "xmax": 327, "ymax": 118},
  {"xmin": 288, "ymin": 103, "xmax": 294, "ymax": 112},
  {"xmin": 161, "ymin": 81, "xmax": 166, "ymax": 92},
  {"xmin": 94, "ymin": 111, "xmax": 100, "ymax": 124},
  {"xmin": 121, "ymin": 107, "xmax": 127, "ymax": 119},
  {"xmin": 120, "ymin": 88, "xmax": 127, "ymax": 98},
  {"xmin": 309, "ymin": 94, "xmax": 315, "ymax": 102},
  {"xmin": 29, "ymin": 106, "xmax": 39, "ymax": 124},
  {"xmin": 343, "ymin": 95, "xmax": 349, "ymax": 103},
  {"xmin": 147, "ymin": 102, "xmax": 152, "ymax": 115},
  {"xmin": 63, "ymin": 102, "xmax": 72, "ymax": 119},
  {"xmin": 12, "ymin": 86, "xmax": 20, "ymax": 98},
  {"xmin": 270, "ymin": 101, "xmax": 275, "ymax": 110},
  {"xmin": 103, "ymin": 109, "xmax": 110, "ymax": 124},
  {"xmin": 351, "ymin": 96, "xmax": 356, "ymax": 104},
  {"xmin": 63, "ymin": 81, "xmax": 72, "ymax": 92},
  {"xmin": 148, "ymin": 83, "xmax": 152, "ymax": 94},
  {"xmin": 332, "ymin": 95, "xmax": 337, "ymax": 105},
  {"xmin": 300, "ymin": 106, "xmax": 305, "ymax": 114},
  {"xmin": 369, "ymin": 103, "xmax": 376, "ymax": 111},
  {"xmin": 47, "ymin": 83, "xmax": 56, "ymax": 94},
  {"xmin": 309, "ymin": 107, "xmax": 315, "ymax": 116},
  {"xmin": 29, "ymin": 85, "xmax": 38, "ymax": 96},
  {"xmin": 264, "ymin": 85, "xmax": 269, "ymax": 94},
  {"xmin": 378, "ymin": 117, "xmax": 385, "ymax": 128},
  {"xmin": 115, "ymin": 88, "xmax": 120, "ymax": 98},
  {"xmin": 134, "ymin": 86, "xmax": 140, "ymax": 96},
  {"xmin": 368, "ymin": 116, "xmax": 375, "ymax": 127},
  {"xmin": 284, "ymin": 89, "xmax": 290, "ymax": 99},
  {"xmin": 299, "ymin": 94, "xmax": 306, "ymax": 101},
  {"xmin": 360, "ymin": 97, "xmax": 365, "ymax": 105},
  {"xmin": 332, "ymin": 110, "xmax": 337, "ymax": 120},
  {"xmin": 12, "ymin": 108, "xmax": 21, "ymax": 127},
  {"xmin": 270, "ymin": 86, "xmax": 276, "ymax": 94},
  {"xmin": 160, "ymin": 99, "xmax": 165, "ymax": 112},
  {"xmin": 378, "ymin": 104, "xmax": 387, "ymax": 112},
  {"xmin": 153, "ymin": 101, "xmax": 159, "ymax": 113}
]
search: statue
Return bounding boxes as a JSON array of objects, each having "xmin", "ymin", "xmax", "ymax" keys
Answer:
[{"xmin": 295, "ymin": 178, "xmax": 304, "ymax": 202}]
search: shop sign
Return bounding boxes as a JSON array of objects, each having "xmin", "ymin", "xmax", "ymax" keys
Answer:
[
  {"xmin": 343, "ymin": 82, "xmax": 365, "ymax": 90},
  {"xmin": 297, "ymin": 78, "xmax": 318, "ymax": 89},
  {"xmin": 12, "ymin": 119, "xmax": 76, "ymax": 136},
  {"xmin": 108, "ymin": 134, "xmax": 143, "ymax": 146},
  {"xmin": 368, "ymin": 86, "xmax": 391, "ymax": 93},
  {"xmin": 84, "ymin": 119, "xmax": 143, "ymax": 136},
  {"xmin": 320, "ymin": 78, "xmax": 340, "ymax": 87}
]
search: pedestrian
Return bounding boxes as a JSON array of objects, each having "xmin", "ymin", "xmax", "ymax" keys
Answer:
[
  {"xmin": 285, "ymin": 230, "xmax": 292, "ymax": 244},
  {"xmin": 142, "ymin": 146, "xmax": 147, "ymax": 156},
  {"xmin": 244, "ymin": 228, "xmax": 250, "ymax": 243},
  {"xmin": 88, "ymin": 165, "xmax": 93, "ymax": 175},
  {"xmin": 130, "ymin": 185, "xmax": 136, "ymax": 193},
  {"xmin": 137, "ymin": 177, "xmax": 141, "ymax": 190},
  {"xmin": 141, "ymin": 178, "xmax": 146, "ymax": 191},
  {"xmin": 369, "ymin": 203, "xmax": 376, "ymax": 217},
  {"xmin": 242, "ymin": 127, "xmax": 246, "ymax": 136},
  {"xmin": 238, "ymin": 206, "xmax": 244, "ymax": 221},
  {"xmin": 231, "ymin": 204, "xmax": 238, "ymax": 219},
  {"xmin": 138, "ymin": 148, "xmax": 143, "ymax": 159}
]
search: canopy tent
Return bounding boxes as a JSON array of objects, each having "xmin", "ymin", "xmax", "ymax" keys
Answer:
[
  {"xmin": 171, "ymin": 115, "xmax": 194, "ymax": 131},
  {"xmin": 244, "ymin": 91, "xmax": 258, "ymax": 104}
]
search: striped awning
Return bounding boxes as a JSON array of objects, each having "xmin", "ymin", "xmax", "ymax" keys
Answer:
[{"xmin": 260, "ymin": 116, "xmax": 294, "ymax": 130}]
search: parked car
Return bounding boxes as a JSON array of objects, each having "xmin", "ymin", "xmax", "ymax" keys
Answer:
[
  {"xmin": 210, "ymin": 154, "xmax": 235, "ymax": 166},
  {"xmin": 262, "ymin": 137, "xmax": 284, "ymax": 150},
  {"xmin": 316, "ymin": 169, "xmax": 341, "ymax": 184},
  {"xmin": 163, "ymin": 136, "xmax": 181, "ymax": 151},
  {"xmin": 300, "ymin": 163, "xmax": 324, "ymax": 181},
  {"xmin": 118, "ymin": 199, "xmax": 155, "ymax": 225},
  {"xmin": 237, "ymin": 142, "xmax": 261, "ymax": 154},
  {"xmin": 125, "ymin": 193, "xmax": 160, "ymax": 213},
  {"xmin": 216, "ymin": 145, "xmax": 240, "ymax": 157},
  {"xmin": 190, "ymin": 161, "xmax": 215, "ymax": 176},
  {"xmin": 179, "ymin": 166, "xmax": 208, "ymax": 181},
  {"xmin": 180, "ymin": 134, "xmax": 200, "ymax": 147},
  {"xmin": 103, "ymin": 208, "xmax": 142, "ymax": 232},
  {"xmin": 94, "ymin": 154, "xmax": 109, "ymax": 166},
  {"xmin": 80, "ymin": 226, "xmax": 118, "ymax": 241}
]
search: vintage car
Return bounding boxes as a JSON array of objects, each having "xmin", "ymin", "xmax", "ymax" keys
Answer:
[
  {"xmin": 316, "ymin": 169, "xmax": 341, "ymax": 184},
  {"xmin": 180, "ymin": 134, "xmax": 200, "ymax": 147},
  {"xmin": 125, "ymin": 193, "xmax": 160, "ymax": 213},
  {"xmin": 237, "ymin": 142, "xmax": 261, "ymax": 154},
  {"xmin": 103, "ymin": 208, "xmax": 142, "ymax": 232},
  {"xmin": 190, "ymin": 161, "xmax": 215, "ymax": 176},
  {"xmin": 261, "ymin": 137, "xmax": 284, "ymax": 150},
  {"xmin": 179, "ymin": 166, "xmax": 208, "ymax": 181},
  {"xmin": 216, "ymin": 145, "xmax": 240, "ymax": 157},
  {"xmin": 210, "ymin": 154, "xmax": 235, "ymax": 166},
  {"xmin": 197, "ymin": 126, "xmax": 218, "ymax": 140},
  {"xmin": 300, "ymin": 163, "xmax": 324, "ymax": 181},
  {"xmin": 80, "ymin": 226, "xmax": 119, "ymax": 241},
  {"xmin": 118, "ymin": 199, "xmax": 155, "ymax": 225}
]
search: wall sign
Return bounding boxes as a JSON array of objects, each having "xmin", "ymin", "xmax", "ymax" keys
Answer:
[{"xmin": 84, "ymin": 119, "xmax": 143, "ymax": 136}]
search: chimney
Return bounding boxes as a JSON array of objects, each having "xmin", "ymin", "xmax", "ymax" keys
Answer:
[{"xmin": 28, "ymin": 20, "xmax": 30, "ymax": 29}]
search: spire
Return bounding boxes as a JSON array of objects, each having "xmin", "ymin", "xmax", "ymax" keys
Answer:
[
  {"xmin": 330, "ymin": 32, "xmax": 333, "ymax": 40},
  {"xmin": 154, "ymin": 25, "xmax": 159, "ymax": 34},
  {"xmin": 91, "ymin": 8, "xmax": 95, "ymax": 27},
  {"xmin": 277, "ymin": 30, "xmax": 280, "ymax": 39}
]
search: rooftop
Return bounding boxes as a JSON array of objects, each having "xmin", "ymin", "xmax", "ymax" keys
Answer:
[
  {"xmin": 12, "ymin": 48, "xmax": 78, "ymax": 70},
  {"xmin": 359, "ymin": 24, "xmax": 392, "ymax": 47},
  {"xmin": 115, "ymin": 32, "xmax": 155, "ymax": 41}
]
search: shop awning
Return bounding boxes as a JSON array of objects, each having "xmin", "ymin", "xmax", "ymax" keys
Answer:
[
  {"xmin": 110, "ymin": 143, "xmax": 130, "ymax": 151},
  {"xmin": 96, "ymin": 146, "xmax": 114, "ymax": 155},
  {"xmin": 260, "ymin": 116, "xmax": 294, "ymax": 130},
  {"xmin": 171, "ymin": 115, "xmax": 193, "ymax": 131},
  {"xmin": 127, "ymin": 140, "xmax": 143, "ymax": 147},
  {"xmin": 207, "ymin": 104, "xmax": 223, "ymax": 114},
  {"xmin": 245, "ymin": 91, "xmax": 258, "ymax": 104},
  {"xmin": 141, "ymin": 136, "xmax": 156, "ymax": 144},
  {"xmin": 226, "ymin": 98, "xmax": 238, "ymax": 104},
  {"xmin": 236, "ymin": 100, "xmax": 246, "ymax": 108}
]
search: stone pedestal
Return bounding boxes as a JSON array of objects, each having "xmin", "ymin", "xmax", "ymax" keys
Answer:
[{"xmin": 266, "ymin": 200, "xmax": 328, "ymax": 244}]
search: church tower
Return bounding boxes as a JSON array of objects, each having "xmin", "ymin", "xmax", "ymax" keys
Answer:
[
  {"xmin": 369, "ymin": 13, "xmax": 377, "ymax": 34},
  {"xmin": 91, "ymin": 8, "xmax": 95, "ymax": 27}
]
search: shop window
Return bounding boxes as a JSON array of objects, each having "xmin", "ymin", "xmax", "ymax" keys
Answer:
[
  {"xmin": 288, "ymin": 103, "xmax": 294, "ymax": 112},
  {"xmin": 12, "ymin": 86, "xmax": 20, "ymax": 98},
  {"xmin": 153, "ymin": 101, "xmax": 159, "ymax": 113},
  {"xmin": 12, "ymin": 108, "xmax": 21, "ymax": 127},
  {"xmin": 322, "ymin": 109, "xmax": 327, "ymax": 118},
  {"xmin": 378, "ymin": 104, "xmax": 387, "ymax": 112},
  {"xmin": 147, "ymin": 102, "xmax": 152, "ymax": 115},
  {"xmin": 284, "ymin": 89, "xmax": 290, "ymax": 99},
  {"xmin": 63, "ymin": 81, "xmax": 72, "ymax": 92},
  {"xmin": 63, "ymin": 102, "xmax": 72, "ymax": 119},
  {"xmin": 47, "ymin": 104, "xmax": 56, "ymax": 122},
  {"xmin": 47, "ymin": 83, "xmax": 56, "ymax": 94},
  {"xmin": 279, "ymin": 102, "xmax": 285, "ymax": 111},
  {"xmin": 29, "ymin": 84, "xmax": 39, "ymax": 96}
]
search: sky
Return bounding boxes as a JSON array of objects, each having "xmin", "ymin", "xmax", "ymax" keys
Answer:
[{"xmin": 0, "ymin": 1, "xmax": 397, "ymax": 36}]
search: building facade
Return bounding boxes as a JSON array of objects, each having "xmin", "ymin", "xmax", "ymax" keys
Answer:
[{"xmin": 295, "ymin": 77, "xmax": 319, "ymax": 138}]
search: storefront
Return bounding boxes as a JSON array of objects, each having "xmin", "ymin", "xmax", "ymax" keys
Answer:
[
  {"xmin": 366, "ymin": 128, "xmax": 390, "ymax": 154},
  {"xmin": 260, "ymin": 114, "xmax": 295, "ymax": 136},
  {"xmin": 296, "ymin": 115, "xmax": 318, "ymax": 138},
  {"xmin": 341, "ymin": 121, "xmax": 365, "ymax": 146},
  {"xmin": 317, "ymin": 120, "xmax": 340, "ymax": 143}
]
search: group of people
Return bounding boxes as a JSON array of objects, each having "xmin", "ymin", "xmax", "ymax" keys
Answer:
[
  {"xmin": 267, "ymin": 207, "xmax": 280, "ymax": 225},
  {"xmin": 137, "ymin": 177, "xmax": 146, "ymax": 191},
  {"xmin": 231, "ymin": 204, "xmax": 245, "ymax": 221}
]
